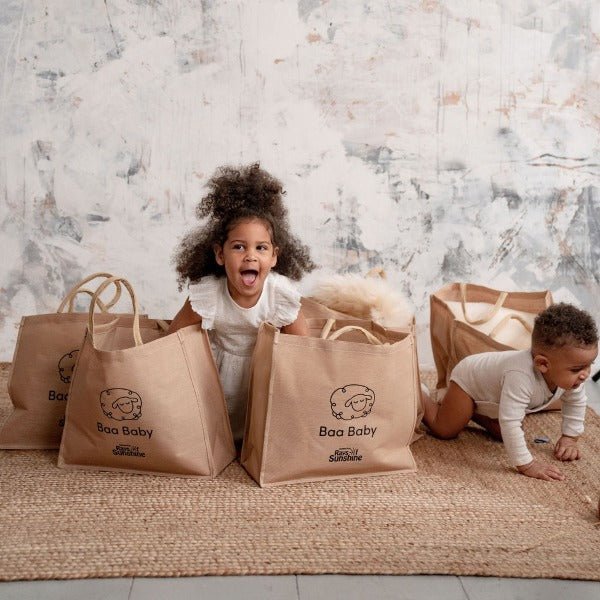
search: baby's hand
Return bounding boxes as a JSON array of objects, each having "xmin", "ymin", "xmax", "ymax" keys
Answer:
[
  {"xmin": 516, "ymin": 459, "xmax": 564, "ymax": 481},
  {"xmin": 554, "ymin": 435, "xmax": 581, "ymax": 461}
]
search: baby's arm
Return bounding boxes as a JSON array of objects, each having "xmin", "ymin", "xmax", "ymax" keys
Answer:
[
  {"xmin": 499, "ymin": 372, "xmax": 564, "ymax": 481},
  {"xmin": 281, "ymin": 308, "xmax": 309, "ymax": 336},
  {"xmin": 167, "ymin": 299, "xmax": 202, "ymax": 334},
  {"xmin": 554, "ymin": 385, "xmax": 586, "ymax": 461}
]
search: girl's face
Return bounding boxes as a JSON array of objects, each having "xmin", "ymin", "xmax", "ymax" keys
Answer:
[{"xmin": 214, "ymin": 218, "xmax": 278, "ymax": 308}]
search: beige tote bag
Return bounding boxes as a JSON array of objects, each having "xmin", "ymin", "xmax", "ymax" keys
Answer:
[
  {"xmin": 241, "ymin": 318, "xmax": 419, "ymax": 487},
  {"xmin": 1, "ymin": 273, "xmax": 130, "ymax": 449},
  {"xmin": 430, "ymin": 283, "xmax": 553, "ymax": 389},
  {"xmin": 58, "ymin": 277, "xmax": 235, "ymax": 477}
]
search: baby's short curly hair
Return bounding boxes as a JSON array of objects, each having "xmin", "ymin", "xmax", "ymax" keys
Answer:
[
  {"xmin": 532, "ymin": 303, "xmax": 598, "ymax": 350},
  {"xmin": 175, "ymin": 163, "xmax": 316, "ymax": 289}
]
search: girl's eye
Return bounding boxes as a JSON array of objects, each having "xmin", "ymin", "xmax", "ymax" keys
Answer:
[
  {"xmin": 232, "ymin": 243, "xmax": 244, "ymax": 250},
  {"xmin": 257, "ymin": 245, "xmax": 269, "ymax": 251}
]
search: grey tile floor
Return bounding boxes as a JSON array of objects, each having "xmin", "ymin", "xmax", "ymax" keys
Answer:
[
  {"xmin": 2, "ymin": 379, "xmax": 599, "ymax": 599},
  {"xmin": 1, "ymin": 576, "xmax": 600, "ymax": 600}
]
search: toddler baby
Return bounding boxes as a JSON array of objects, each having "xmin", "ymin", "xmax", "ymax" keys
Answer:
[{"xmin": 423, "ymin": 303, "xmax": 598, "ymax": 481}]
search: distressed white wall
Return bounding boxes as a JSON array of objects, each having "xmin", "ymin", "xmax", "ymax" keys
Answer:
[{"xmin": 0, "ymin": 0, "xmax": 599, "ymax": 363}]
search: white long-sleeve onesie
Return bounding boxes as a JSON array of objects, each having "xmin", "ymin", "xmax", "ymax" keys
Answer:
[{"xmin": 450, "ymin": 350, "xmax": 586, "ymax": 466}]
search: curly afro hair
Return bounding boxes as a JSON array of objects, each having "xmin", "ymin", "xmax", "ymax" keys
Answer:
[
  {"xmin": 532, "ymin": 302, "xmax": 598, "ymax": 349},
  {"xmin": 175, "ymin": 163, "xmax": 316, "ymax": 289}
]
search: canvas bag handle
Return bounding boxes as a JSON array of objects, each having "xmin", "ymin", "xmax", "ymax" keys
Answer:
[
  {"xmin": 459, "ymin": 283, "xmax": 508, "ymax": 326},
  {"xmin": 57, "ymin": 272, "xmax": 122, "ymax": 313},
  {"xmin": 65, "ymin": 288, "xmax": 118, "ymax": 314},
  {"xmin": 488, "ymin": 313, "xmax": 533, "ymax": 340},
  {"xmin": 88, "ymin": 276, "xmax": 143, "ymax": 347},
  {"xmin": 319, "ymin": 318, "xmax": 384, "ymax": 345}
]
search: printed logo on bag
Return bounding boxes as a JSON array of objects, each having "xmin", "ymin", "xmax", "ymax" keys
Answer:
[
  {"xmin": 112, "ymin": 443, "xmax": 146, "ymax": 458},
  {"xmin": 58, "ymin": 349, "xmax": 79, "ymax": 383},
  {"xmin": 48, "ymin": 349, "xmax": 80, "ymax": 402},
  {"xmin": 329, "ymin": 447, "xmax": 363, "ymax": 463},
  {"xmin": 320, "ymin": 384, "xmax": 378, "ymax": 438},
  {"xmin": 100, "ymin": 388, "xmax": 143, "ymax": 421},
  {"xmin": 330, "ymin": 384, "xmax": 375, "ymax": 420}
]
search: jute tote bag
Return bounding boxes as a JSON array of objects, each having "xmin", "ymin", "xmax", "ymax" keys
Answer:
[
  {"xmin": 58, "ymin": 277, "xmax": 235, "ymax": 477},
  {"xmin": 430, "ymin": 283, "xmax": 553, "ymax": 389},
  {"xmin": 241, "ymin": 318, "xmax": 419, "ymax": 487},
  {"xmin": 0, "ymin": 272, "xmax": 129, "ymax": 449}
]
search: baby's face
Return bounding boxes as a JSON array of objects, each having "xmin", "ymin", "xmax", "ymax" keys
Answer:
[
  {"xmin": 214, "ymin": 218, "xmax": 278, "ymax": 309},
  {"xmin": 539, "ymin": 343, "xmax": 597, "ymax": 391}
]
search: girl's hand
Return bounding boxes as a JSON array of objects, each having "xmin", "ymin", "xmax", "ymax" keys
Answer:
[
  {"xmin": 554, "ymin": 435, "xmax": 581, "ymax": 461},
  {"xmin": 516, "ymin": 459, "xmax": 565, "ymax": 481}
]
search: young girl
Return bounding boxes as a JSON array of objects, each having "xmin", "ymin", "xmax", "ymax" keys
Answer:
[{"xmin": 169, "ymin": 163, "xmax": 316, "ymax": 441}]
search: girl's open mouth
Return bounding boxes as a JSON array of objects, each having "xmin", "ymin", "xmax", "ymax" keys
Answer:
[{"xmin": 240, "ymin": 269, "xmax": 258, "ymax": 286}]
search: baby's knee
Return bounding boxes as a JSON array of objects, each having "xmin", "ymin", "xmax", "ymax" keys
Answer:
[
  {"xmin": 436, "ymin": 430, "xmax": 460, "ymax": 441},
  {"xmin": 428, "ymin": 424, "xmax": 461, "ymax": 440}
]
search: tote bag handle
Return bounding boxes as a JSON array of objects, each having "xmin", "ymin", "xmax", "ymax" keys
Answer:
[
  {"xmin": 88, "ymin": 277, "xmax": 143, "ymax": 347},
  {"xmin": 489, "ymin": 313, "xmax": 533, "ymax": 340},
  {"xmin": 57, "ymin": 272, "xmax": 122, "ymax": 313},
  {"xmin": 320, "ymin": 319, "xmax": 384, "ymax": 345},
  {"xmin": 459, "ymin": 283, "xmax": 508, "ymax": 326}
]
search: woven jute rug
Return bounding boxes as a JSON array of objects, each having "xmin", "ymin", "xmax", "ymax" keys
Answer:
[{"xmin": 0, "ymin": 363, "xmax": 599, "ymax": 582}]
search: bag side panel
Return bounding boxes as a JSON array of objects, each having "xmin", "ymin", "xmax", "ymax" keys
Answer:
[
  {"xmin": 430, "ymin": 293, "xmax": 455, "ymax": 390},
  {"xmin": 240, "ymin": 323, "xmax": 276, "ymax": 484},
  {"xmin": 2, "ymin": 315, "xmax": 90, "ymax": 448},
  {"xmin": 179, "ymin": 325, "xmax": 235, "ymax": 476}
]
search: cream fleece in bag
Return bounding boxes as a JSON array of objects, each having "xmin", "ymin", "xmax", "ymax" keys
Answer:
[{"xmin": 305, "ymin": 270, "xmax": 414, "ymax": 328}]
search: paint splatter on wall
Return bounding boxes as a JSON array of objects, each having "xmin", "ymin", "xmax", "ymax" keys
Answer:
[{"xmin": 0, "ymin": 1, "xmax": 598, "ymax": 362}]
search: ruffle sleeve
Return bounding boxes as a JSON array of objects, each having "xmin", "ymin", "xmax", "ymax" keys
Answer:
[
  {"xmin": 188, "ymin": 276, "xmax": 221, "ymax": 330},
  {"xmin": 269, "ymin": 273, "xmax": 302, "ymax": 328}
]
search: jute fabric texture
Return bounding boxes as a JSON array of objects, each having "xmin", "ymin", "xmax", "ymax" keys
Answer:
[{"xmin": 0, "ymin": 363, "xmax": 599, "ymax": 581}]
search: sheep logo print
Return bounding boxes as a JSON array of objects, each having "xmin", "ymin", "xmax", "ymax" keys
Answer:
[
  {"xmin": 330, "ymin": 384, "xmax": 375, "ymax": 420},
  {"xmin": 100, "ymin": 388, "xmax": 143, "ymax": 421},
  {"xmin": 58, "ymin": 350, "xmax": 79, "ymax": 384},
  {"xmin": 97, "ymin": 388, "xmax": 153, "ymax": 444}
]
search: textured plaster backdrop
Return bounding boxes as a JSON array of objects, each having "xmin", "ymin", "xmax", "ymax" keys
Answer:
[{"xmin": 0, "ymin": 0, "xmax": 599, "ymax": 363}]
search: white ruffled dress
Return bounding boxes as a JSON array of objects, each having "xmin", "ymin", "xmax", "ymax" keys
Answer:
[{"xmin": 189, "ymin": 271, "xmax": 302, "ymax": 441}]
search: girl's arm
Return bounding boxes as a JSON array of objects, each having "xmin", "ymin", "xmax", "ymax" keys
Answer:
[
  {"xmin": 167, "ymin": 298, "xmax": 202, "ymax": 334},
  {"xmin": 281, "ymin": 308, "xmax": 309, "ymax": 336}
]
